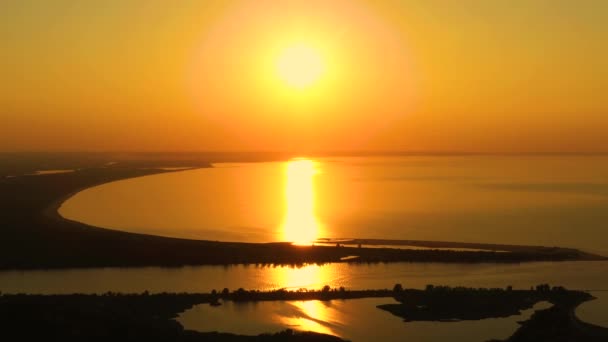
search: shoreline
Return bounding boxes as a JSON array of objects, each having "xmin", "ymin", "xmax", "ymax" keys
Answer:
[
  {"xmin": 1, "ymin": 163, "xmax": 606, "ymax": 270},
  {"xmin": 48, "ymin": 167, "xmax": 607, "ymax": 259},
  {"xmin": 43, "ymin": 166, "xmax": 202, "ymax": 233},
  {"xmin": 1, "ymin": 286, "xmax": 606, "ymax": 341}
]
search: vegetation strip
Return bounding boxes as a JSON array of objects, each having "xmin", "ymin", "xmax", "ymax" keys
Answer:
[{"xmin": 1, "ymin": 285, "xmax": 606, "ymax": 341}]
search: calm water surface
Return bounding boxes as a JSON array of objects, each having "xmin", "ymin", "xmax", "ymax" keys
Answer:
[
  {"xmin": 60, "ymin": 156, "xmax": 608, "ymax": 253},
  {"xmin": 47, "ymin": 156, "xmax": 608, "ymax": 333},
  {"xmin": 0, "ymin": 261, "xmax": 606, "ymax": 327},
  {"xmin": 178, "ymin": 299, "xmax": 551, "ymax": 342}
]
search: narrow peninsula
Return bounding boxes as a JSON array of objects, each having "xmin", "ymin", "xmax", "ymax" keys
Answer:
[{"xmin": 1, "ymin": 155, "xmax": 605, "ymax": 270}]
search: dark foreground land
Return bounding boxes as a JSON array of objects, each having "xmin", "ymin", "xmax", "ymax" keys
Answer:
[
  {"xmin": 1, "ymin": 152, "xmax": 605, "ymax": 270},
  {"xmin": 1, "ymin": 286, "xmax": 606, "ymax": 341},
  {"xmin": 0, "ymin": 291, "xmax": 345, "ymax": 341}
]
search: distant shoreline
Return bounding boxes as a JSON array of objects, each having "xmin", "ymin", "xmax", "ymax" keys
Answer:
[
  {"xmin": 43, "ymin": 166, "xmax": 202, "ymax": 232},
  {"xmin": 49, "ymin": 166, "xmax": 604, "ymax": 260},
  {"xmin": 0, "ymin": 158, "xmax": 605, "ymax": 270}
]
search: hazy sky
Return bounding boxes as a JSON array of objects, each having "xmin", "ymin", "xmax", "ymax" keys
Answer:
[{"xmin": 1, "ymin": 0, "xmax": 607, "ymax": 153}]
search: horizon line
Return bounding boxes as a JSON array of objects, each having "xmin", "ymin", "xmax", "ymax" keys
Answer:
[{"xmin": 3, "ymin": 150, "xmax": 608, "ymax": 156}]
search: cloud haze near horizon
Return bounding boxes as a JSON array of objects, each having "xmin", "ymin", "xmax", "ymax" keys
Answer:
[{"xmin": 1, "ymin": 0, "xmax": 607, "ymax": 153}]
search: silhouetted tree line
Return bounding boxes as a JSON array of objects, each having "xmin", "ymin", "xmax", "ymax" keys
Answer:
[
  {"xmin": 381, "ymin": 283, "xmax": 593, "ymax": 322},
  {"xmin": 1, "ymin": 284, "xmax": 600, "ymax": 342}
]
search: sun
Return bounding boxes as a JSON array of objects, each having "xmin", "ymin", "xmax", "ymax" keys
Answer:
[{"xmin": 276, "ymin": 43, "xmax": 325, "ymax": 89}]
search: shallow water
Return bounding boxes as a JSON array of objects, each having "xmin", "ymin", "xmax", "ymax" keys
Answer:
[
  {"xmin": 178, "ymin": 298, "xmax": 552, "ymax": 342},
  {"xmin": 577, "ymin": 292, "xmax": 608, "ymax": 328},
  {"xmin": 59, "ymin": 156, "xmax": 608, "ymax": 254},
  {"xmin": 31, "ymin": 169, "xmax": 75, "ymax": 175}
]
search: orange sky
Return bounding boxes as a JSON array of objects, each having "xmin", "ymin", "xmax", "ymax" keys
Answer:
[{"xmin": 1, "ymin": 0, "xmax": 607, "ymax": 153}]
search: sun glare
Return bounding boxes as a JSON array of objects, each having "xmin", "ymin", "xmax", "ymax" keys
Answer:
[
  {"xmin": 276, "ymin": 44, "xmax": 325, "ymax": 89},
  {"xmin": 280, "ymin": 301, "xmax": 337, "ymax": 336},
  {"xmin": 282, "ymin": 159, "xmax": 322, "ymax": 244}
]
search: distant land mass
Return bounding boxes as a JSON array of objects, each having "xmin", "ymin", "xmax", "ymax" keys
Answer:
[{"xmin": 3, "ymin": 151, "xmax": 608, "ymax": 175}]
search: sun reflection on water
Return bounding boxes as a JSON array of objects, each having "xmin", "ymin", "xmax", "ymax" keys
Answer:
[
  {"xmin": 281, "ymin": 159, "xmax": 323, "ymax": 244},
  {"xmin": 268, "ymin": 264, "xmax": 344, "ymax": 336},
  {"xmin": 279, "ymin": 301, "xmax": 339, "ymax": 336}
]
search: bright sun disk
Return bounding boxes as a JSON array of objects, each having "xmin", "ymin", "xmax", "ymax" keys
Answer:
[{"xmin": 276, "ymin": 44, "xmax": 325, "ymax": 89}]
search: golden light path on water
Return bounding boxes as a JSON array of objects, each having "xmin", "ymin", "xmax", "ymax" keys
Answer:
[
  {"xmin": 279, "ymin": 164, "xmax": 335, "ymax": 335},
  {"xmin": 269, "ymin": 264, "xmax": 340, "ymax": 335},
  {"xmin": 279, "ymin": 301, "xmax": 338, "ymax": 336},
  {"xmin": 281, "ymin": 159, "xmax": 323, "ymax": 244}
]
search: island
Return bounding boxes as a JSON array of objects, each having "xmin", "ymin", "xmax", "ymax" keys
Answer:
[{"xmin": 1, "ymin": 285, "xmax": 606, "ymax": 341}]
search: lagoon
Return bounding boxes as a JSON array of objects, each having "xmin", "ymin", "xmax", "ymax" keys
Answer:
[
  {"xmin": 59, "ymin": 156, "xmax": 608, "ymax": 254},
  {"xmin": 179, "ymin": 298, "xmax": 552, "ymax": 342}
]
